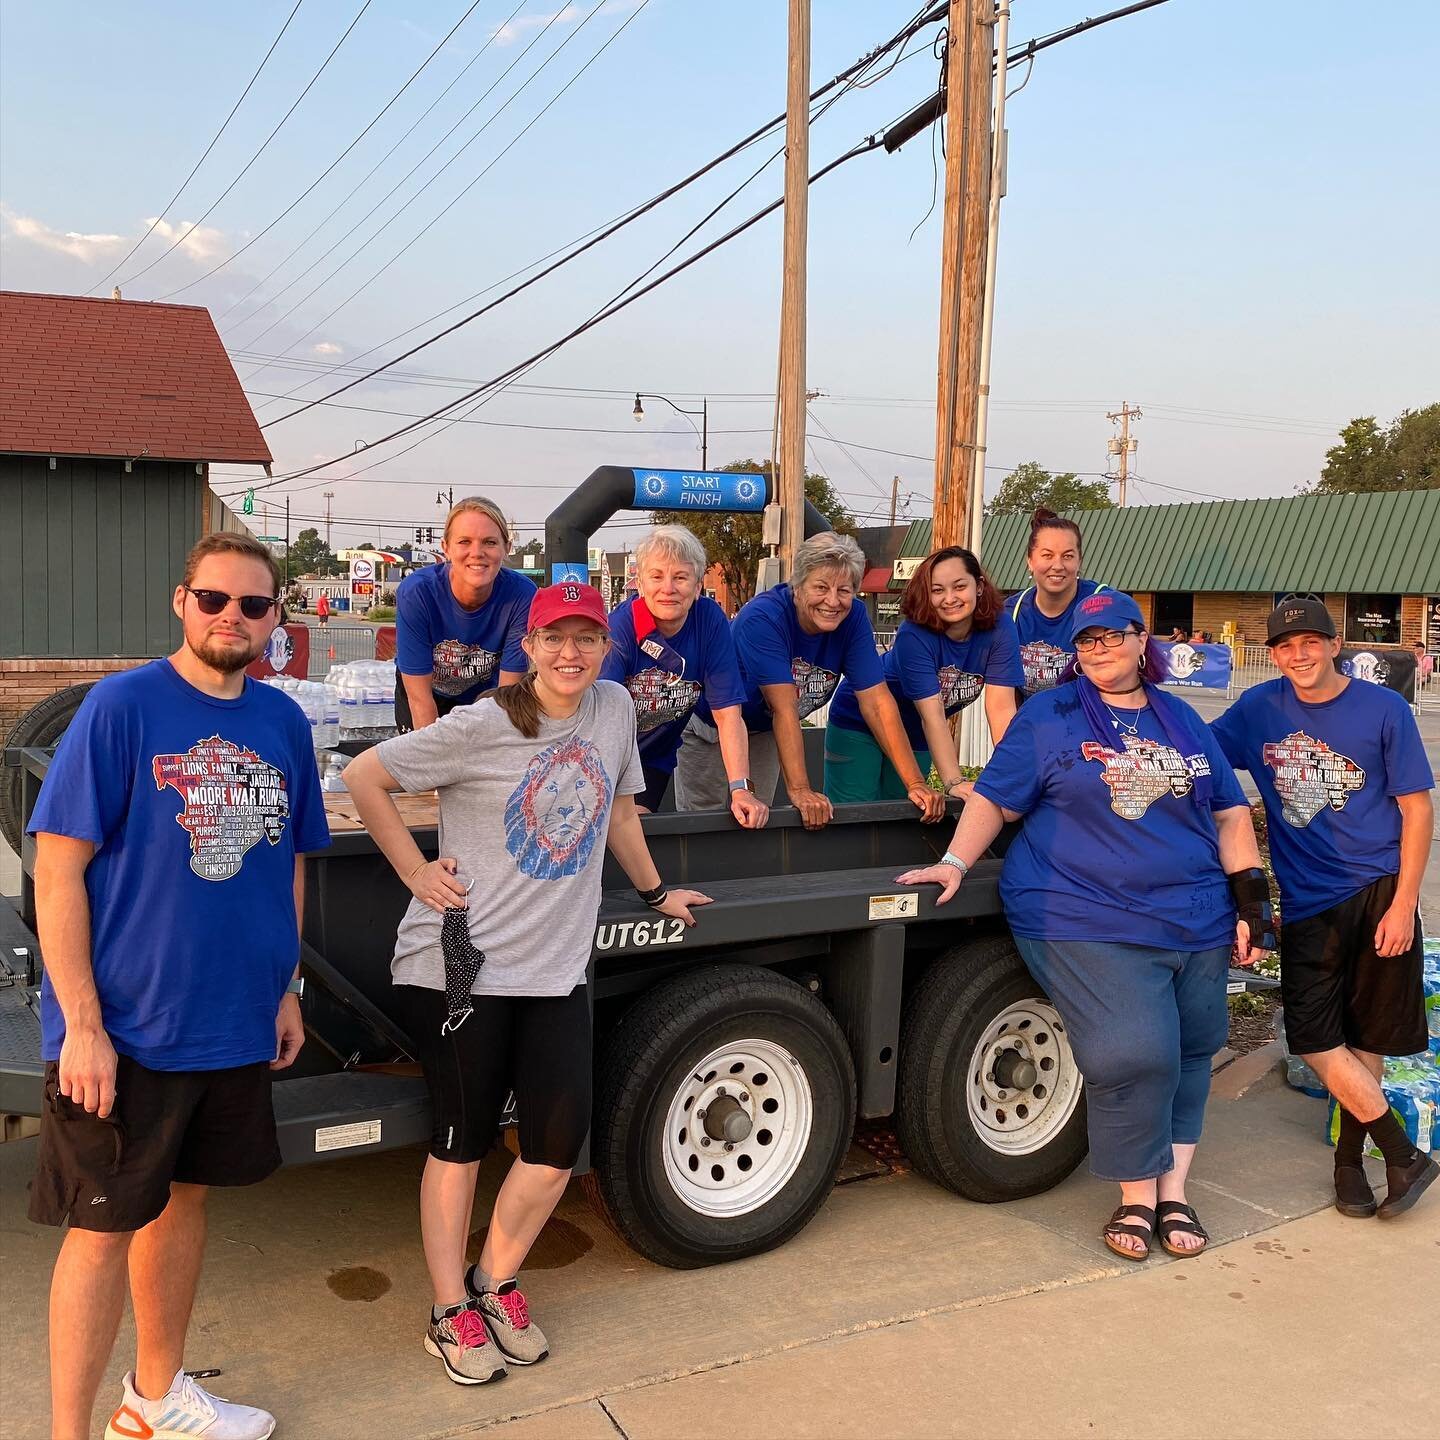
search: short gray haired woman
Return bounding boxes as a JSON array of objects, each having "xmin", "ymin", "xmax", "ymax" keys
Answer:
[
  {"xmin": 600, "ymin": 525, "xmax": 768, "ymax": 827},
  {"xmin": 675, "ymin": 532, "xmax": 945, "ymax": 830}
]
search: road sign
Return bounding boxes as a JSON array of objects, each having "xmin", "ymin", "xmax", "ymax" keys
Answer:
[{"xmin": 243, "ymin": 489, "xmax": 254, "ymax": 515}]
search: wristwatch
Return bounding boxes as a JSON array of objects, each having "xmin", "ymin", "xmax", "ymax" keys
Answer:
[
  {"xmin": 285, "ymin": 977, "xmax": 305, "ymax": 997},
  {"xmin": 728, "ymin": 778, "xmax": 754, "ymax": 794},
  {"xmin": 938, "ymin": 852, "xmax": 970, "ymax": 876}
]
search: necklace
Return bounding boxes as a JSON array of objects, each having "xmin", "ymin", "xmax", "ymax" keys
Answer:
[{"xmin": 1104, "ymin": 701, "xmax": 1147, "ymax": 737}]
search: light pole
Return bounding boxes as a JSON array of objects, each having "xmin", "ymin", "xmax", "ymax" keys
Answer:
[{"xmin": 632, "ymin": 392, "xmax": 708, "ymax": 470}]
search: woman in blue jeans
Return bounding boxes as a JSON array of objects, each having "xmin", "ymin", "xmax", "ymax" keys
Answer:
[{"xmin": 899, "ymin": 591, "xmax": 1276, "ymax": 1261}]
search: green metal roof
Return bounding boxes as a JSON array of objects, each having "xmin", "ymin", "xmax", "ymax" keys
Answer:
[{"xmin": 888, "ymin": 490, "xmax": 1440, "ymax": 595}]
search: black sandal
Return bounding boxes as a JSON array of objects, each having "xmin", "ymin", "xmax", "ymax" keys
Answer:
[
  {"xmin": 1156, "ymin": 1200, "xmax": 1210, "ymax": 1257},
  {"xmin": 1102, "ymin": 1204, "xmax": 1155, "ymax": 1262}
]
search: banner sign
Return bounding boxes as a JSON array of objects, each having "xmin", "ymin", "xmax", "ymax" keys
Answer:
[
  {"xmin": 632, "ymin": 468, "xmax": 766, "ymax": 512},
  {"xmin": 246, "ymin": 624, "xmax": 309, "ymax": 681},
  {"xmin": 550, "ymin": 561, "xmax": 589, "ymax": 585},
  {"xmin": 1158, "ymin": 641, "xmax": 1232, "ymax": 689},
  {"xmin": 1340, "ymin": 647, "xmax": 1416, "ymax": 703}
]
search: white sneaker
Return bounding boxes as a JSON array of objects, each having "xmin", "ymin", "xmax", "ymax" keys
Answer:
[{"xmin": 105, "ymin": 1369, "xmax": 276, "ymax": 1439}]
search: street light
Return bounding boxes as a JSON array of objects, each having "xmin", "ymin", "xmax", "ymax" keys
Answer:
[{"xmin": 632, "ymin": 391, "xmax": 708, "ymax": 470}]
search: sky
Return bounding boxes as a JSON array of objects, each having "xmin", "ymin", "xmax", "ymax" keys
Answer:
[{"xmin": 2, "ymin": 0, "xmax": 1438, "ymax": 554}]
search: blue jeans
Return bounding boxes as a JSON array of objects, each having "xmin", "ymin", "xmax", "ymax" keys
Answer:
[{"xmin": 1012, "ymin": 936, "xmax": 1231, "ymax": 1182}]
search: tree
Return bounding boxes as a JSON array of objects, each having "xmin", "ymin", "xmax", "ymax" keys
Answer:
[
  {"xmin": 651, "ymin": 459, "xmax": 856, "ymax": 610},
  {"xmin": 988, "ymin": 460, "xmax": 1113, "ymax": 515},
  {"xmin": 285, "ymin": 527, "xmax": 345, "ymax": 577},
  {"xmin": 1310, "ymin": 404, "xmax": 1440, "ymax": 493}
]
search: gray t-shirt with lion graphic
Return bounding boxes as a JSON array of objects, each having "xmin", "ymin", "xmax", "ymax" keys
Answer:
[{"xmin": 376, "ymin": 680, "xmax": 643, "ymax": 996}]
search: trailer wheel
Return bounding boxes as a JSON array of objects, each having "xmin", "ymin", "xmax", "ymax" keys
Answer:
[
  {"xmin": 898, "ymin": 936, "xmax": 1087, "ymax": 1202},
  {"xmin": 1, "ymin": 684, "xmax": 96, "ymax": 853},
  {"xmin": 584, "ymin": 963, "xmax": 856, "ymax": 1269}
]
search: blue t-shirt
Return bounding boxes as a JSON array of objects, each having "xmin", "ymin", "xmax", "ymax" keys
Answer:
[
  {"xmin": 1211, "ymin": 677, "xmax": 1434, "ymax": 923},
  {"xmin": 1006, "ymin": 578, "xmax": 1107, "ymax": 693},
  {"xmin": 600, "ymin": 595, "xmax": 748, "ymax": 773},
  {"xmin": 27, "ymin": 661, "xmax": 331, "ymax": 1070},
  {"xmin": 395, "ymin": 562, "xmax": 535, "ymax": 706},
  {"xmin": 974, "ymin": 686, "xmax": 1247, "ymax": 950},
  {"xmin": 828, "ymin": 616, "xmax": 1025, "ymax": 746},
  {"xmin": 702, "ymin": 584, "xmax": 886, "ymax": 733}
]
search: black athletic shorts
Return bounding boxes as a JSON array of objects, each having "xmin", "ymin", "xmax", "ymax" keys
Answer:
[
  {"xmin": 637, "ymin": 763, "xmax": 672, "ymax": 812},
  {"xmin": 1280, "ymin": 872, "xmax": 1427, "ymax": 1057},
  {"xmin": 28, "ymin": 1055, "xmax": 280, "ymax": 1232},
  {"xmin": 395, "ymin": 983, "xmax": 591, "ymax": 1168},
  {"xmin": 394, "ymin": 678, "xmax": 472, "ymax": 734}
]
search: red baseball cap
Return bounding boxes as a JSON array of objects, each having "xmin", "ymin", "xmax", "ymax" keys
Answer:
[{"xmin": 528, "ymin": 580, "xmax": 608, "ymax": 631}]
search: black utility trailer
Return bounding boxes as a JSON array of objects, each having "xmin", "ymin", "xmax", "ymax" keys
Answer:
[{"xmin": 4, "ymin": 741, "xmax": 1101, "ymax": 1267}]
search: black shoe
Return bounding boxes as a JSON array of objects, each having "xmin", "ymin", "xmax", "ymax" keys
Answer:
[
  {"xmin": 1333, "ymin": 1162, "xmax": 1377, "ymax": 1218},
  {"xmin": 1376, "ymin": 1149, "xmax": 1438, "ymax": 1220}
]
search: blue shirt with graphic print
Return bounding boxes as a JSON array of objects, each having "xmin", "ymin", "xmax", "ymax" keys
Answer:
[
  {"xmin": 27, "ymin": 661, "xmax": 331, "ymax": 1070},
  {"xmin": 1005, "ymin": 578, "xmax": 1107, "ymax": 693},
  {"xmin": 700, "ymin": 584, "xmax": 886, "ymax": 733},
  {"xmin": 395, "ymin": 562, "xmax": 535, "ymax": 707},
  {"xmin": 600, "ymin": 595, "xmax": 747, "ymax": 773},
  {"xmin": 828, "ymin": 615, "xmax": 1024, "ymax": 747},
  {"xmin": 1211, "ymin": 677, "xmax": 1434, "ymax": 922},
  {"xmin": 974, "ymin": 685, "xmax": 1247, "ymax": 949}
]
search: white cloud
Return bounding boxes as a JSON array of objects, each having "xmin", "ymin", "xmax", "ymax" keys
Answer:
[
  {"xmin": 1, "ymin": 205, "xmax": 127, "ymax": 262},
  {"xmin": 313, "ymin": 341, "xmax": 343, "ymax": 356},
  {"xmin": 144, "ymin": 216, "xmax": 229, "ymax": 263}
]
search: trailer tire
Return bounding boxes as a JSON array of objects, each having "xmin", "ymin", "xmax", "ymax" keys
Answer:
[
  {"xmin": 1, "ymin": 684, "xmax": 96, "ymax": 853},
  {"xmin": 898, "ymin": 936, "xmax": 1088, "ymax": 1203},
  {"xmin": 584, "ymin": 963, "xmax": 856, "ymax": 1269}
]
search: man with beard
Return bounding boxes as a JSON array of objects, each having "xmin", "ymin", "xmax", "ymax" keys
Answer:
[{"xmin": 26, "ymin": 532, "xmax": 330, "ymax": 1440}]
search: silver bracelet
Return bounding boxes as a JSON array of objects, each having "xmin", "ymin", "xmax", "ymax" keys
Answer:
[{"xmin": 939, "ymin": 852, "xmax": 969, "ymax": 875}]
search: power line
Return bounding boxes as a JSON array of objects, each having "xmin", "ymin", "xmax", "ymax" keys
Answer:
[
  {"xmin": 116, "ymin": 0, "xmax": 377, "ymax": 291},
  {"xmin": 157, "ymin": 0, "xmax": 491, "ymax": 302},
  {"xmin": 233, "ymin": 0, "xmax": 616, "ymax": 363},
  {"xmin": 244, "ymin": 2, "xmax": 950, "ymax": 420},
  {"xmin": 88, "ymin": 0, "xmax": 306, "ymax": 295}
]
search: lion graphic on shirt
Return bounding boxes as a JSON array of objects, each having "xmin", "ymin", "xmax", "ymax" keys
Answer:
[
  {"xmin": 1261, "ymin": 730, "xmax": 1365, "ymax": 826},
  {"xmin": 505, "ymin": 736, "xmax": 612, "ymax": 880},
  {"xmin": 1080, "ymin": 736, "xmax": 1194, "ymax": 820}
]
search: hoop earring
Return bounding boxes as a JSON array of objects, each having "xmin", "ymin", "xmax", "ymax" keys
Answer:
[{"xmin": 1138, "ymin": 653, "xmax": 1147, "ymax": 672}]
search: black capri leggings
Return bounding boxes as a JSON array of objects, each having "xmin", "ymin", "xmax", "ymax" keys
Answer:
[{"xmin": 396, "ymin": 983, "xmax": 592, "ymax": 1168}]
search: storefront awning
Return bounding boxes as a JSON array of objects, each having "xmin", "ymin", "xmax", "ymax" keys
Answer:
[{"xmin": 860, "ymin": 566, "xmax": 892, "ymax": 594}]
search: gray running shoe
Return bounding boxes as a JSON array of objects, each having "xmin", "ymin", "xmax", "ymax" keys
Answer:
[
  {"xmin": 476, "ymin": 1280, "xmax": 549, "ymax": 1365},
  {"xmin": 424, "ymin": 1301, "xmax": 507, "ymax": 1385}
]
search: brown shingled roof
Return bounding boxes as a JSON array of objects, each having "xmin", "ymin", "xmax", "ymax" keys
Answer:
[{"xmin": 0, "ymin": 290, "xmax": 272, "ymax": 466}]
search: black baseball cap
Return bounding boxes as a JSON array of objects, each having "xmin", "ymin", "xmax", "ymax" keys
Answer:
[{"xmin": 1266, "ymin": 595, "xmax": 1336, "ymax": 645}]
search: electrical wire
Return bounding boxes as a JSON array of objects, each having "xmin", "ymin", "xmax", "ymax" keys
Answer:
[
  {"xmin": 157, "ymin": 0, "xmax": 491, "ymax": 302},
  {"xmin": 87, "ymin": 0, "xmax": 306, "ymax": 295},
  {"xmin": 118, "ymin": 1, "xmax": 379, "ymax": 291},
  {"xmin": 244, "ymin": 2, "xmax": 951, "ymax": 420},
  {"xmin": 233, "ymin": 0, "xmax": 596, "ymax": 361}
]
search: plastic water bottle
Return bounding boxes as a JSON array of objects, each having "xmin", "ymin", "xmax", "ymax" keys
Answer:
[
  {"xmin": 337, "ymin": 666, "xmax": 361, "ymax": 738},
  {"xmin": 321, "ymin": 755, "xmax": 349, "ymax": 792},
  {"xmin": 322, "ymin": 685, "xmax": 341, "ymax": 749},
  {"xmin": 299, "ymin": 684, "xmax": 322, "ymax": 752},
  {"xmin": 376, "ymin": 661, "xmax": 395, "ymax": 729},
  {"xmin": 362, "ymin": 662, "xmax": 385, "ymax": 730}
]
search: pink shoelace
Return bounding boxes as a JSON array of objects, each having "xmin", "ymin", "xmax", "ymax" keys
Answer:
[
  {"xmin": 496, "ymin": 1288, "xmax": 530, "ymax": 1329},
  {"xmin": 452, "ymin": 1306, "xmax": 489, "ymax": 1349}
]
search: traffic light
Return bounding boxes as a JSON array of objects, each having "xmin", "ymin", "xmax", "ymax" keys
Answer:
[
  {"xmin": 425, "ymin": 527, "xmax": 436, "ymax": 544},
  {"xmin": 414, "ymin": 526, "xmax": 425, "ymax": 544}
]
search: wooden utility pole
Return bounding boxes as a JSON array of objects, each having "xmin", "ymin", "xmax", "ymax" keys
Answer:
[
  {"xmin": 932, "ymin": 0, "xmax": 994, "ymax": 548},
  {"xmin": 889, "ymin": 474, "xmax": 901, "ymax": 527},
  {"xmin": 777, "ymin": 0, "xmax": 810, "ymax": 577},
  {"xmin": 1106, "ymin": 401, "xmax": 1141, "ymax": 505}
]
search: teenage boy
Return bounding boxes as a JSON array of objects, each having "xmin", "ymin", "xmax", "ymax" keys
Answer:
[
  {"xmin": 1212, "ymin": 596, "xmax": 1435, "ymax": 1220},
  {"xmin": 27, "ymin": 533, "xmax": 331, "ymax": 1440}
]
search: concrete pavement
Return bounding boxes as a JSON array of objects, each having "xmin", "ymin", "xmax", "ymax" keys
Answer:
[{"xmin": 5, "ymin": 1068, "xmax": 1435, "ymax": 1440}]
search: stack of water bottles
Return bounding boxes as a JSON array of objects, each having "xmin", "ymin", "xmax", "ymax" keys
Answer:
[
  {"xmin": 1304, "ymin": 939, "xmax": 1440, "ymax": 1158},
  {"xmin": 324, "ymin": 659, "xmax": 397, "ymax": 741}
]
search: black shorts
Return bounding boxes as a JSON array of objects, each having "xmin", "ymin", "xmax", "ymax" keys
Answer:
[
  {"xmin": 28, "ymin": 1055, "xmax": 280, "ymax": 1232},
  {"xmin": 1281, "ymin": 873, "xmax": 1427, "ymax": 1057},
  {"xmin": 394, "ymin": 677, "xmax": 472, "ymax": 734},
  {"xmin": 396, "ymin": 984, "xmax": 591, "ymax": 1169},
  {"xmin": 638, "ymin": 763, "xmax": 672, "ymax": 812}
]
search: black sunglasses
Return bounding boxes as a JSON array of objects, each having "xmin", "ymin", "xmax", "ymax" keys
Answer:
[{"xmin": 183, "ymin": 586, "xmax": 278, "ymax": 621}]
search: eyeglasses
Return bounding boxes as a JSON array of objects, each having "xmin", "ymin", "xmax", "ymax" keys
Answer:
[
  {"xmin": 1074, "ymin": 627, "xmax": 1137, "ymax": 652},
  {"xmin": 532, "ymin": 630, "xmax": 608, "ymax": 654},
  {"xmin": 183, "ymin": 586, "xmax": 278, "ymax": 621}
]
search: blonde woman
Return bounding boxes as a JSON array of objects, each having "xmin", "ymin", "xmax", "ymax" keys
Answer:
[{"xmin": 394, "ymin": 495, "xmax": 536, "ymax": 730}]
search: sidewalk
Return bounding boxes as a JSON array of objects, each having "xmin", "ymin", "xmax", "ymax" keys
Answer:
[{"xmin": 532, "ymin": 1203, "xmax": 1438, "ymax": 1440}]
